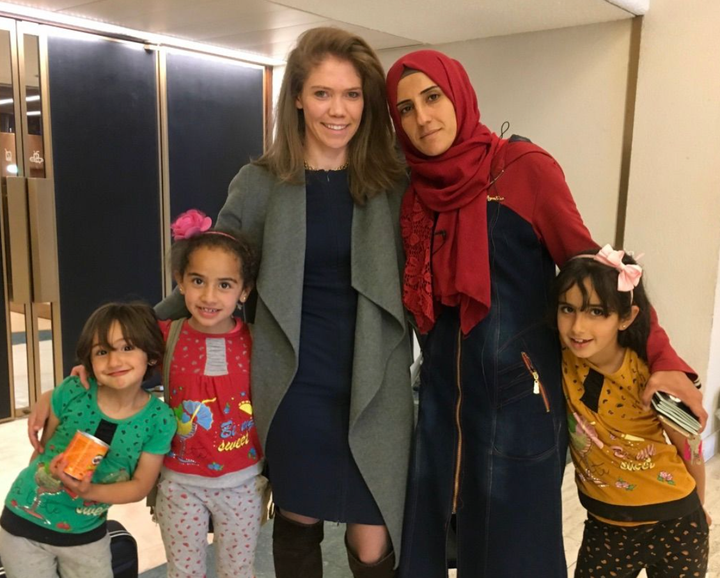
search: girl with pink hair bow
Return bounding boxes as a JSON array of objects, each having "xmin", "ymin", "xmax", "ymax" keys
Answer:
[{"xmin": 554, "ymin": 248, "xmax": 710, "ymax": 578}]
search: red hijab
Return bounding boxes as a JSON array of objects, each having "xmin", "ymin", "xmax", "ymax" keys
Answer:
[{"xmin": 386, "ymin": 50, "xmax": 502, "ymax": 334}]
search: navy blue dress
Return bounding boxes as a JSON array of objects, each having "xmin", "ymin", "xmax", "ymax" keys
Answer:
[{"xmin": 265, "ymin": 169, "xmax": 384, "ymax": 524}]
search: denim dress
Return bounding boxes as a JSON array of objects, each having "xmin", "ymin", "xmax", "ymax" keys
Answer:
[{"xmin": 399, "ymin": 139, "xmax": 590, "ymax": 578}]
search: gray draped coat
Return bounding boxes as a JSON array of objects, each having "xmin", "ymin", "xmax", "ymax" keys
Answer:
[{"xmin": 156, "ymin": 164, "xmax": 414, "ymax": 561}]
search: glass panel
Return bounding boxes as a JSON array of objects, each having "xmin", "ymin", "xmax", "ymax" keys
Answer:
[
  {"xmin": 10, "ymin": 307, "xmax": 30, "ymax": 412},
  {"xmin": 0, "ymin": 28, "xmax": 17, "ymax": 177},
  {"xmin": 0, "ymin": 27, "xmax": 29, "ymax": 415},
  {"xmin": 24, "ymin": 34, "xmax": 44, "ymax": 178},
  {"xmin": 36, "ymin": 302, "xmax": 54, "ymax": 394}
]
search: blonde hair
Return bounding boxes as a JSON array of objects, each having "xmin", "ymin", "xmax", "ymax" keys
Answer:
[{"xmin": 255, "ymin": 27, "xmax": 404, "ymax": 204}]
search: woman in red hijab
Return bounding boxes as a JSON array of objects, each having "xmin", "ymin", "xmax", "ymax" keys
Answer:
[{"xmin": 386, "ymin": 50, "xmax": 703, "ymax": 578}]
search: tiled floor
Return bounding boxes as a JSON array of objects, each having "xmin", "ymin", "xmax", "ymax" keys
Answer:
[{"xmin": 0, "ymin": 417, "xmax": 717, "ymax": 577}]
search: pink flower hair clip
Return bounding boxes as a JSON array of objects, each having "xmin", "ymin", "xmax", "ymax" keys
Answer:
[
  {"xmin": 170, "ymin": 209, "xmax": 239, "ymax": 243},
  {"xmin": 171, "ymin": 209, "xmax": 212, "ymax": 240}
]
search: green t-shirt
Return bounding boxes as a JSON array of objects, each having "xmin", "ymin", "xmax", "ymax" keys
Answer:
[{"xmin": 5, "ymin": 376, "xmax": 176, "ymax": 535}]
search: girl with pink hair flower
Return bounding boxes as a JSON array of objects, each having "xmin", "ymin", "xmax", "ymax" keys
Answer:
[{"xmin": 150, "ymin": 209, "xmax": 266, "ymax": 578}]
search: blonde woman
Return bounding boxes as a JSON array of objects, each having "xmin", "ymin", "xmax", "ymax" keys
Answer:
[{"xmin": 157, "ymin": 27, "xmax": 412, "ymax": 578}]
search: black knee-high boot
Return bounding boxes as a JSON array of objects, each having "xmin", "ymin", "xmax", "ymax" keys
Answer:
[
  {"xmin": 272, "ymin": 510, "xmax": 324, "ymax": 578},
  {"xmin": 346, "ymin": 539, "xmax": 396, "ymax": 578}
]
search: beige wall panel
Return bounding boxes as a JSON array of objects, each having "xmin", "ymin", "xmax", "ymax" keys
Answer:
[
  {"xmin": 624, "ymin": 0, "xmax": 720, "ymax": 447},
  {"xmin": 379, "ymin": 19, "xmax": 633, "ymax": 247},
  {"xmin": 0, "ymin": 37, "xmax": 10, "ymax": 86},
  {"xmin": 708, "ymin": 249, "xmax": 720, "ymax": 451}
]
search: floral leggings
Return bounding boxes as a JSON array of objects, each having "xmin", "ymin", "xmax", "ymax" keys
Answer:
[
  {"xmin": 156, "ymin": 474, "xmax": 267, "ymax": 578},
  {"xmin": 574, "ymin": 508, "xmax": 709, "ymax": 578}
]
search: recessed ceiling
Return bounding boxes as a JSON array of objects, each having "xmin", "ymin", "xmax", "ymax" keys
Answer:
[
  {"xmin": 273, "ymin": 0, "xmax": 649, "ymax": 45},
  {"xmin": 0, "ymin": 0, "xmax": 648, "ymax": 62}
]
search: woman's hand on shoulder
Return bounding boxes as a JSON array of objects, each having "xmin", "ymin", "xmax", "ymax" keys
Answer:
[{"xmin": 642, "ymin": 370, "xmax": 707, "ymax": 431}]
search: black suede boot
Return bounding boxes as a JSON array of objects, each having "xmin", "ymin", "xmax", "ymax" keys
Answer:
[
  {"xmin": 272, "ymin": 510, "xmax": 324, "ymax": 578},
  {"xmin": 346, "ymin": 541, "xmax": 396, "ymax": 578}
]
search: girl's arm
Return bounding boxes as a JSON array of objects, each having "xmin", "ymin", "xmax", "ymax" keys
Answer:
[
  {"xmin": 28, "ymin": 366, "xmax": 92, "ymax": 451},
  {"xmin": 30, "ymin": 404, "xmax": 60, "ymax": 461},
  {"xmin": 523, "ymin": 151, "xmax": 706, "ymax": 428},
  {"xmin": 661, "ymin": 423, "xmax": 710, "ymax": 525},
  {"xmin": 28, "ymin": 390, "xmax": 53, "ymax": 453},
  {"xmin": 49, "ymin": 451, "xmax": 164, "ymax": 505}
]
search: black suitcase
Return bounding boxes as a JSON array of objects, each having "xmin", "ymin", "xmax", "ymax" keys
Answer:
[{"xmin": 108, "ymin": 519, "xmax": 139, "ymax": 578}]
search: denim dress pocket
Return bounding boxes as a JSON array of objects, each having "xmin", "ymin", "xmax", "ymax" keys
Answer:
[{"xmin": 493, "ymin": 342, "xmax": 558, "ymax": 460}]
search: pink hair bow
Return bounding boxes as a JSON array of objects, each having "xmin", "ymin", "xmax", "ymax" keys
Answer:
[
  {"xmin": 593, "ymin": 244, "xmax": 643, "ymax": 292},
  {"xmin": 171, "ymin": 209, "xmax": 212, "ymax": 240}
]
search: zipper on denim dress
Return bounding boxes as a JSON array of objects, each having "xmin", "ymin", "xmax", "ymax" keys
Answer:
[
  {"xmin": 452, "ymin": 328, "xmax": 463, "ymax": 513},
  {"xmin": 521, "ymin": 351, "xmax": 550, "ymax": 413}
]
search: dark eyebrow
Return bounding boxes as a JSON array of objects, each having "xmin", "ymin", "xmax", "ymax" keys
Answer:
[
  {"xmin": 188, "ymin": 272, "xmax": 238, "ymax": 283},
  {"xmin": 309, "ymin": 84, "xmax": 362, "ymax": 91},
  {"xmin": 396, "ymin": 85, "xmax": 440, "ymax": 109},
  {"xmin": 91, "ymin": 338, "xmax": 126, "ymax": 350},
  {"xmin": 559, "ymin": 301, "xmax": 606, "ymax": 311}
]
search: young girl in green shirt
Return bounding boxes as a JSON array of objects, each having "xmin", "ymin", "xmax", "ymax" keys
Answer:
[{"xmin": 0, "ymin": 302, "xmax": 176, "ymax": 578}]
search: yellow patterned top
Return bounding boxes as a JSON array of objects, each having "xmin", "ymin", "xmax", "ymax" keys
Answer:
[{"xmin": 562, "ymin": 347, "xmax": 699, "ymax": 524}]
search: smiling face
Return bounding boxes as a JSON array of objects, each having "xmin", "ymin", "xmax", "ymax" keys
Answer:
[
  {"xmin": 91, "ymin": 322, "xmax": 149, "ymax": 392},
  {"xmin": 557, "ymin": 280, "xmax": 638, "ymax": 373},
  {"xmin": 395, "ymin": 71, "xmax": 458, "ymax": 157},
  {"xmin": 176, "ymin": 246, "xmax": 249, "ymax": 334},
  {"xmin": 296, "ymin": 55, "xmax": 364, "ymax": 167}
]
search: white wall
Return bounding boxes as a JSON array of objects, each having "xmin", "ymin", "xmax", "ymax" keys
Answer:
[
  {"xmin": 378, "ymin": 19, "xmax": 633, "ymax": 246},
  {"xmin": 624, "ymin": 0, "xmax": 720, "ymax": 454}
]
